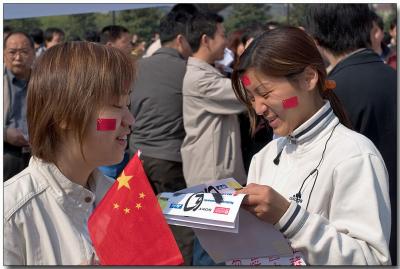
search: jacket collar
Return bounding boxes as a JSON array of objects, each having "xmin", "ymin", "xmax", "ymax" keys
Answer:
[
  {"xmin": 31, "ymin": 157, "xmax": 112, "ymax": 213},
  {"xmin": 153, "ymin": 47, "xmax": 185, "ymax": 60},
  {"xmin": 287, "ymin": 101, "xmax": 336, "ymax": 145},
  {"xmin": 187, "ymin": 56, "xmax": 222, "ymax": 74},
  {"xmin": 329, "ymin": 48, "xmax": 383, "ymax": 76}
]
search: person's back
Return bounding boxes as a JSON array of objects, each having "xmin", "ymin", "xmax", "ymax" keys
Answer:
[
  {"xmin": 305, "ymin": 4, "xmax": 397, "ymax": 264},
  {"xmin": 181, "ymin": 11, "xmax": 246, "ymax": 266},
  {"xmin": 129, "ymin": 7, "xmax": 197, "ymax": 265},
  {"xmin": 329, "ymin": 49, "xmax": 396, "ymax": 165},
  {"xmin": 130, "ymin": 48, "xmax": 187, "ymax": 163},
  {"xmin": 181, "ymin": 12, "xmax": 247, "ymax": 188},
  {"xmin": 182, "ymin": 57, "xmax": 246, "ymax": 186}
]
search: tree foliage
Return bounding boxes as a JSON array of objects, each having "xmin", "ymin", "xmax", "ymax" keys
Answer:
[
  {"xmin": 287, "ymin": 4, "xmax": 311, "ymax": 27},
  {"xmin": 4, "ymin": 7, "xmax": 165, "ymax": 42},
  {"xmin": 117, "ymin": 8, "xmax": 164, "ymax": 41},
  {"xmin": 224, "ymin": 4, "xmax": 271, "ymax": 34},
  {"xmin": 4, "ymin": 17, "xmax": 42, "ymax": 33}
]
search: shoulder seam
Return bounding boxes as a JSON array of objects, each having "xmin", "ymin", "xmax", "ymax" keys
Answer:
[{"xmin": 5, "ymin": 184, "xmax": 48, "ymax": 221}]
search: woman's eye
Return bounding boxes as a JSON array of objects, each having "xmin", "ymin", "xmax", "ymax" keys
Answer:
[{"xmin": 113, "ymin": 105, "xmax": 123, "ymax": 109}]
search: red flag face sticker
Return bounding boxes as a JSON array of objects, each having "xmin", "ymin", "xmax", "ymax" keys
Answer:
[
  {"xmin": 282, "ymin": 96, "xmax": 298, "ymax": 109},
  {"xmin": 97, "ymin": 118, "xmax": 117, "ymax": 131},
  {"xmin": 241, "ymin": 75, "xmax": 251, "ymax": 87}
]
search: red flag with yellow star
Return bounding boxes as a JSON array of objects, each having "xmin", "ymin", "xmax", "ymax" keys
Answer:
[{"xmin": 88, "ymin": 153, "xmax": 184, "ymax": 265}]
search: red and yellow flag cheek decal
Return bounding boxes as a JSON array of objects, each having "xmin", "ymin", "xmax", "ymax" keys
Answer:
[
  {"xmin": 97, "ymin": 118, "xmax": 117, "ymax": 131},
  {"xmin": 241, "ymin": 75, "xmax": 251, "ymax": 87},
  {"xmin": 282, "ymin": 96, "xmax": 299, "ymax": 109}
]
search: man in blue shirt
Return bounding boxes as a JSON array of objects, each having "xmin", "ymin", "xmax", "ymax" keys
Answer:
[{"xmin": 3, "ymin": 31, "xmax": 35, "ymax": 180}]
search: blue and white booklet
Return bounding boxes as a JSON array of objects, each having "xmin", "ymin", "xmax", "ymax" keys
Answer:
[
  {"xmin": 158, "ymin": 178, "xmax": 245, "ymax": 233},
  {"xmin": 158, "ymin": 178, "xmax": 304, "ymax": 265}
]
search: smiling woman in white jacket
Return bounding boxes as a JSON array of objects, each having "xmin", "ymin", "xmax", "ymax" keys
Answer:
[
  {"xmin": 231, "ymin": 27, "xmax": 391, "ymax": 265},
  {"xmin": 4, "ymin": 42, "xmax": 135, "ymax": 265}
]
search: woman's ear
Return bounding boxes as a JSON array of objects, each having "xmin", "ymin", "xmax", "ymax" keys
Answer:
[{"xmin": 302, "ymin": 66, "xmax": 318, "ymax": 91}]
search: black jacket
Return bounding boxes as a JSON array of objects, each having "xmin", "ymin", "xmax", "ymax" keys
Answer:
[
  {"xmin": 329, "ymin": 48, "xmax": 397, "ymax": 264},
  {"xmin": 329, "ymin": 48, "xmax": 396, "ymax": 182}
]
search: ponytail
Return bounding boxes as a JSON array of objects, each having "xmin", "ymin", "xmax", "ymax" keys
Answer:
[{"xmin": 321, "ymin": 80, "xmax": 352, "ymax": 129}]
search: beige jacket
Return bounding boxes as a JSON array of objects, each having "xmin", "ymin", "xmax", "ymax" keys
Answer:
[
  {"xmin": 4, "ymin": 157, "xmax": 114, "ymax": 265},
  {"xmin": 181, "ymin": 57, "xmax": 247, "ymax": 187}
]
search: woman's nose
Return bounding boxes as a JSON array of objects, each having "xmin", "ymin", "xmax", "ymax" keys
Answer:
[
  {"xmin": 121, "ymin": 108, "xmax": 135, "ymax": 127},
  {"xmin": 253, "ymin": 97, "xmax": 268, "ymax": 116}
]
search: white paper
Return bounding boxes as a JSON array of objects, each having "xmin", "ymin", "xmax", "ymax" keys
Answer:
[
  {"xmin": 194, "ymin": 208, "xmax": 293, "ymax": 263},
  {"xmin": 158, "ymin": 178, "xmax": 295, "ymax": 264},
  {"xmin": 158, "ymin": 190, "xmax": 245, "ymax": 233},
  {"xmin": 225, "ymin": 251, "xmax": 306, "ymax": 266}
]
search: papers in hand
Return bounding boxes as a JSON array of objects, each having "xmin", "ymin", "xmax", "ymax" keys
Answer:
[
  {"xmin": 158, "ymin": 178, "xmax": 245, "ymax": 233},
  {"xmin": 158, "ymin": 178, "xmax": 295, "ymax": 263}
]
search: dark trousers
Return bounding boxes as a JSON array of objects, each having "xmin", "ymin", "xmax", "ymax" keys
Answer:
[
  {"xmin": 4, "ymin": 142, "xmax": 30, "ymax": 181},
  {"xmin": 141, "ymin": 154, "xmax": 194, "ymax": 265}
]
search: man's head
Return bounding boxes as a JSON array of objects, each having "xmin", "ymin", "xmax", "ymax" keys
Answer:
[
  {"xmin": 304, "ymin": 4, "xmax": 372, "ymax": 57},
  {"xmin": 369, "ymin": 11, "xmax": 385, "ymax": 54},
  {"xmin": 84, "ymin": 30, "xmax": 100, "ymax": 43},
  {"xmin": 187, "ymin": 12, "xmax": 226, "ymax": 63},
  {"xmin": 30, "ymin": 28, "xmax": 44, "ymax": 49},
  {"xmin": 159, "ymin": 5, "xmax": 198, "ymax": 59},
  {"xmin": 100, "ymin": 25, "xmax": 132, "ymax": 55},
  {"xmin": 4, "ymin": 32, "xmax": 35, "ymax": 79},
  {"xmin": 44, "ymin": 27, "xmax": 65, "ymax": 48}
]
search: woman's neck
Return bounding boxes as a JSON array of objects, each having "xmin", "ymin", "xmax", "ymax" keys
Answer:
[{"xmin": 54, "ymin": 144, "xmax": 93, "ymax": 187}]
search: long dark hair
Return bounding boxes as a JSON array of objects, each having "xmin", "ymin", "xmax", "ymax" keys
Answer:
[{"xmin": 231, "ymin": 26, "xmax": 352, "ymax": 136}]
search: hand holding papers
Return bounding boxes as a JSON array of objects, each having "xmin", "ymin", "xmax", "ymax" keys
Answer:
[
  {"xmin": 158, "ymin": 178, "xmax": 245, "ymax": 233},
  {"xmin": 158, "ymin": 178, "xmax": 302, "ymax": 264}
]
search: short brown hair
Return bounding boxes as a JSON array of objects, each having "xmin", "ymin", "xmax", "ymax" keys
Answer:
[
  {"xmin": 27, "ymin": 41, "xmax": 135, "ymax": 162},
  {"xmin": 231, "ymin": 26, "xmax": 351, "ymax": 136}
]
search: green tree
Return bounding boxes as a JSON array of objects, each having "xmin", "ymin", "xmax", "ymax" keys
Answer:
[
  {"xmin": 94, "ymin": 12, "xmax": 114, "ymax": 30},
  {"xmin": 4, "ymin": 17, "xmax": 42, "ymax": 33},
  {"xmin": 287, "ymin": 4, "xmax": 311, "ymax": 27},
  {"xmin": 117, "ymin": 8, "xmax": 164, "ymax": 42},
  {"xmin": 64, "ymin": 13, "xmax": 97, "ymax": 40},
  {"xmin": 224, "ymin": 4, "xmax": 271, "ymax": 34},
  {"xmin": 384, "ymin": 5, "xmax": 397, "ymax": 32},
  {"xmin": 37, "ymin": 15, "xmax": 70, "ymax": 36}
]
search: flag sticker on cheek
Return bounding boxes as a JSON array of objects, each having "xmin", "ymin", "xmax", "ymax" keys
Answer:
[
  {"xmin": 282, "ymin": 96, "xmax": 299, "ymax": 109},
  {"xmin": 97, "ymin": 118, "xmax": 117, "ymax": 131},
  {"xmin": 241, "ymin": 75, "xmax": 251, "ymax": 87}
]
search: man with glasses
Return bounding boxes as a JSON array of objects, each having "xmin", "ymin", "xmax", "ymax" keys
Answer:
[{"xmin": 3, "ymin": 32, "xmax": 35, "ymax": 181}]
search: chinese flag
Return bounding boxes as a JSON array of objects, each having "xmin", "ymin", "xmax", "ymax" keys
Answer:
[{"xmin": 88, "ymin": 153, "xmax": 184, "ymax": 265}]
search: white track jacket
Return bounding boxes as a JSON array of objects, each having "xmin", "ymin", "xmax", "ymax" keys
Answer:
[{"xmin": 248, "ymin": 101, "xmax": 391, "ymax": 265}]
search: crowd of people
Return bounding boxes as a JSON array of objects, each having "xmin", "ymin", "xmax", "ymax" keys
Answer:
[{"xmin": 3, "ymin": 3, "xmax": 397, "ymax": 266}]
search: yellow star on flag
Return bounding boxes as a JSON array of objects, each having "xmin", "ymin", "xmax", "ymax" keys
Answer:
[
  {"xmin": 117, "ymin": 171, "xmax": 133, "ymax": 190},
  {"xmin": 124, "ymin": 207, "xmax": 131, "ymax": 214},
  {"xmin": 113, "ymin": 203, "xmax": 119, "ymax": 209},
  {"xmin": 136, "ymin": 203, "xmax": 142, "ymax": 209},
  {"xmin": 139, "ymin": 192, "xmax": 145, "ymax": 199}
]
